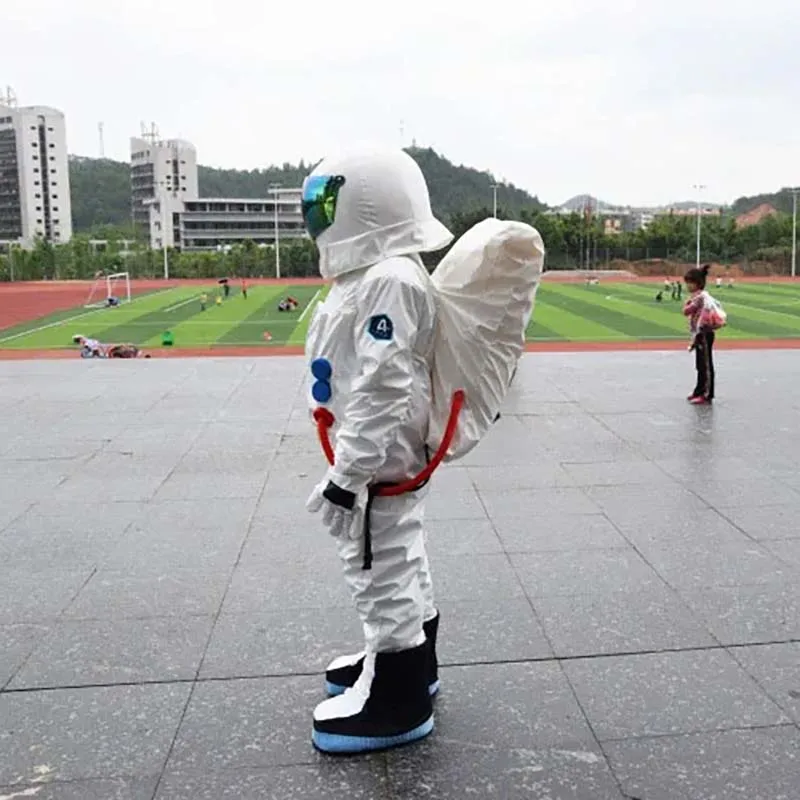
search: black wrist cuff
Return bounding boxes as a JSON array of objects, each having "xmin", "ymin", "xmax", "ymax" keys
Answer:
[{"xmin": 323, "ymin": 481, "xmax": 356, "ymax": 510}]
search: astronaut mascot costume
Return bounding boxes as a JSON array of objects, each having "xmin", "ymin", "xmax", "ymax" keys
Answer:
[{"xmin": 302, "ymin": 148, "xmax": 545, "ymax": 755}]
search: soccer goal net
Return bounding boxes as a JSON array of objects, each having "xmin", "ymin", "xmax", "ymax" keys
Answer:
[{"xmin": 84, "ymin": 272, "xmax": 132, "ymax": 308}]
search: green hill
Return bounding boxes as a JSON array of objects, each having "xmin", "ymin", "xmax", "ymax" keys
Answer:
[
  {"xmin": 731, "ymin": 188, "xmax": 798, "ymax": 216},
  {"xmin": 68, "ymin": 147, "xmax": 546, "ymax": 234}
]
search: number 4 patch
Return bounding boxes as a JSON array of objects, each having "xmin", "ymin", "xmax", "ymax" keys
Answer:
[{"xmin": 367, "ymin": 314, "xmax": 394, "ymax": 341}]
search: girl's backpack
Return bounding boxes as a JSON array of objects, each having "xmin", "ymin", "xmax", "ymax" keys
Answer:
[{"xmin": 700, "ymin": 294, "xmax": 727, "ymax": 330}]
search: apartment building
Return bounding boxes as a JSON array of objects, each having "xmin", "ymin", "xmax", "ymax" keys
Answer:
[
  {"xmin": 130, "ymin": 135, "xmax": 199, "ymax": 246},
  {"xmin": 132, "ymin": 132, "xmax": 307, "ymax": 251},
  {"xmin": 0, "ymin": 104, "xmax": 72, "ymax": 247}
]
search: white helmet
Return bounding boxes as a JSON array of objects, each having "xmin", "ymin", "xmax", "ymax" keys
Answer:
[{"xmin": 301, "ymin": 148, "xmax": 453, "ymax": 279}]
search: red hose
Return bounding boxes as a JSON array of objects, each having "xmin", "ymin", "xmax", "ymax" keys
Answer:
[
  {"xmin": 312, "ymin": 407, "xmax": 336, "ymax": 466},
  {"xmin": 313, "ymin": 389, "xmax": 465, "ymax": 496}
]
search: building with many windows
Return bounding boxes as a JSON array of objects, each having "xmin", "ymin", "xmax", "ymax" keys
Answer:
[
  {"xmin": 132, "ymin": 132, "xmax": 307, "ymax": 252},
  {"xmin": 0, "ymin": 104, "xmax": 72, "ymax": 248},
  {"xmin": 149, "ymin": 191, "xmax": 306, "ymax": 251},
  {"xmin": 130, "ymin": 134, "xmax": 199, "ymax": 245}
]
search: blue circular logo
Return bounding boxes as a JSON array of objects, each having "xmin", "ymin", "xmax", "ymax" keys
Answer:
[
  {"xmin": 312, "ymin": 380, "xmax": 332, "ymax": 403},
  {"xmin": 311, "ymin": 357, "xmax": 332, "ymax": 381}
]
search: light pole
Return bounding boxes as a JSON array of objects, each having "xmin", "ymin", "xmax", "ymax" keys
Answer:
[
  {"xmin": 693, "ymin": 183, "xmax": 707, "ymax": 268},
  {"xmin": 270, "ymin": 182, "xmax": 282, "ymax": 279},
  {"xmin": 790, "ymin": 187, "xmax": 799, "ymax": 279},
  {"xmin": 491, "ymin": 183, "xmax": 498, "ymax": 218},
  {"xmin": 155, "ymin": 180, "xmax": 170, "ymax": 280},
  {"xmin": 161, "ymin": 199, "xmax": 169, "ymax": 280}
]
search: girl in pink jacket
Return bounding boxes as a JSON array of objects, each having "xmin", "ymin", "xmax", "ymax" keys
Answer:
[{"xmin": 683, "ymin": 265, "xmax": 726, "ymax": 405}]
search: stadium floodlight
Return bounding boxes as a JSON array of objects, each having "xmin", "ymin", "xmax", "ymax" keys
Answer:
[{"xmin": 84, "ymin": 272, "xmax": 132, "ymax": 308}]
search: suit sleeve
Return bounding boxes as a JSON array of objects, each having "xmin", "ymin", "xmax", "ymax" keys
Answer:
[{"xmin": 327, "ymin": 271, "xmax": 429, "ymax": 494}]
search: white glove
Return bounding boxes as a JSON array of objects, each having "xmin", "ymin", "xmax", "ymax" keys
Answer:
[{"xmin": 306, "ymin": 479, "xmax": 366, "ymax": 540}]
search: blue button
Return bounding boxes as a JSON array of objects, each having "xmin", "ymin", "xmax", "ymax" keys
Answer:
[
  {"xmin": 311, "ymin": 358, "xmax": 332, "ymax": 381},
  {"xmin": 312, "ymin": 380, "xmax": 332, "ymax": 403}
]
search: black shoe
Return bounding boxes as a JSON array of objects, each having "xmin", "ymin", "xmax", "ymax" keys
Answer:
[
  {"xmin": 325, "ymin": 612, "xmax": 440, "ymax": 697},
  {"xmin": 312, "ymin": 641, "xmax": 434, "ymax": 754}
]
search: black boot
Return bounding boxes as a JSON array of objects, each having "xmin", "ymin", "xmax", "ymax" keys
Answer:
[
  {"xmin": 325, "ymin": 612, "xmax": 440, "ymax": 697},
  {"xmin": 312, "ymin": 641, "xmax": 434, "ymax": 754}
]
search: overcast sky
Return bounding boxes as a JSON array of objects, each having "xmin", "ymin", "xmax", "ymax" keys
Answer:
[{"xmin": 5, "ymin": 0, "xmax": 799, "ymax": 206}]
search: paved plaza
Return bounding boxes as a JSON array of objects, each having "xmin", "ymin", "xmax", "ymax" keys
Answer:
[{"xmin": 0, "ymin": 351, "xmax": 798, "ymax": 799}]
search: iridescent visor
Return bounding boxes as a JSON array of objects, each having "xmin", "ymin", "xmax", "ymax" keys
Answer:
[{"xmin": 302, "ymin": 174, "xmax": 346, "ymax": 240}]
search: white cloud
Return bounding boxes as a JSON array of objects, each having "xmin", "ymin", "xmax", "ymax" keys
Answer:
[{"xmin": 5, "ymin": 0, "xmax": 800, "ymax": 205}]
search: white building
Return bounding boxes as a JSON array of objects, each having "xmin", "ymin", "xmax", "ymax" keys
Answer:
[
  {"xmin": 130, "ymin": 135, "xmax": 199, "ymax": 247},
  {"xmin": 155, "ymin": 191, "xmax": 306, "ymax": 251},
  {"xmin": 132, "ymin": 132, "xmax": 307, "ymax": 252},
  {"xmin": 0, "ymin": 104, "xmax": 72, "ymax": 248}
]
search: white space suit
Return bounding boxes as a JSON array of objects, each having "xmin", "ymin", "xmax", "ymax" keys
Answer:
[{"xmin": 303, "ymin": 149, "xmax": 452, "ymax": 754}]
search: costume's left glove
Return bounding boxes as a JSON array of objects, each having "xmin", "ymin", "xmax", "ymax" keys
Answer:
[{"xmin": 306, "ymin": 479, "xmax": 367, "ymax": 540}]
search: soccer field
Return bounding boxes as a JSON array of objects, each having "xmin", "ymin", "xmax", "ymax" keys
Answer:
[
  {"xmin": 527, "ymin": 281, "xmax": 800, "ymax": 342},
  {"xmin": 0, "ymin": 282, "xmax": 324, "ymax": 351},
  {"xmin": 2, "ymin": 279, "xmax": 800, "ymax": 352}
]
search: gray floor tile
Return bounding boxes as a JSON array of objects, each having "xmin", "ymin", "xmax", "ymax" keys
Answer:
[
  {"xmin": 199, "ymin": 607, "xmax": 362, "ymax": 679},
  {"xmin": 423, "ymin": 518, "xmax": 505, "ymax": 558},
  {"xmin": 167, "ymin": 676, "xmax": 320, "ymax": 771},
  {"xmin": 222, "ymin": 561, "xmax": 352, "ymax": 613},
  {"xmin": 607, "ymin": 507, "xmax": 753, "ymax": 554},
  {"xmin": 429, "ymin": 662, "xmax": 598, "ymax": 748},
  {"xmin": 435, "ymin": 598, "xmax": 553, "ymax": 664},
  {"xmin": 678, "ymin": 583, "xmax": 800, "ymax": 644},
  {"xmin": 155, "ymin": 472, "xmax": 266, "ymax": 501},
  {"xmin": 561, "ymin": 459, "xmax": 675, "ymax": 487},
  {"xmin": 644, "ymin": 542, "xmax": 796, "ymax": 590},
  {"xmin": 583, "ymin": 484, "xmax": 710, "ymax": 514},
  {"xmin": 0, "ymin": 623, "xmax": 50, "ymax": 688},
  {"xmin": 696, "ymin": 478, "xmax": 800, "ymax": 508},
  {"xmin": 0, "ymin": 684, "xmax": 191, "ymax": 785},
  {"xmin": 534, "ymin": 587, "xmax": 717, "ymax": 658},
  {"xmin": 425, "ymin": 488, "xmax": 488, "ymax": 520},
  {"xmin": 64, "ymin": 569, "xmax": 231, "ymax": 620},
  {"xmin": 428, "ymin": 555, "xmax": 526, "ymax": 603},
  {"xmin": 511, "ymin": 548, "xmax": 664, "ymax": 597},
  {"xmin": 387, "ymin": 742, "xmax": 624, "ymax": 800},
  {"xmin": 480, "ymin": 487, "xmax": 599, "ymax": 519},
  {"xmin": 731, "ymin": 642, "xmax": 800, "ymax": 722},
  {"xmin": 764, "ymin": 537, "xmax": 800, "ymax": 568},
  {"xmin": 0, "ymin": 777, "xmax": 159, "ymax": 800},
  {"xmin": 467, "ymin": 463, "xmax": 576, "ymax": 491},
  {"xmin": 491, "ymin": 513, "xmax": 629, "ymax": 552},
  {"xmin": 564, "ymin": 650, "xmax": 789, "ymax": 741},
  {"xmin": 136, "ymin": 498, "xmax": 256, "ymax": 533},
  {"xmin": 105, "ymin": 525, "xmax": 247, "ymax": 573},
  {"xmin": 0, "ymin": 568, "xmax": 93, "ymax": 624},
  {"xmin": 238, "ymin": 518, "xmax": 342, "ymax": 565},
  {"xmin": 52, "ymin": 475, "xmax": 167, "ymax": 503},
  {"xmin": 10, "ymin": 616, "xmax": 214, "ymax": 689},
  {"xmin": 156, "ymin": 763, "xmax": 389, "ymax": 800},
  {"xmin": 605, "ymin": 726, "xmax": 800, "ymax": 800}
]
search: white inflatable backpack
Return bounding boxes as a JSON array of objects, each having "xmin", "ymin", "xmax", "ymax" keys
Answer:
[{"xmin": 426, "ymin": 218, "xmax": 545, "ymax": 461}]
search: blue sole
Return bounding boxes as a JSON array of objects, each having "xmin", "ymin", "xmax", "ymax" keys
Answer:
[
  {"xmin": 312, "ymin": 715, "xmax": 434, "ymax": 754},
  {"xmin": 326, "ymin": 679, "xmax": 440, "ymax": 698}
]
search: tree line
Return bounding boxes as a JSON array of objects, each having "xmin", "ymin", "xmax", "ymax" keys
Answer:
[{"xmin": 1, "ymin": 203, "xmax": 797, "ymax": 282}]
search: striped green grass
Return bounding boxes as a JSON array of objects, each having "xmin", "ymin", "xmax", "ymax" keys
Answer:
[{"xmin": 3, "ymin": 280, "xmax": 800, "ymax": 350}]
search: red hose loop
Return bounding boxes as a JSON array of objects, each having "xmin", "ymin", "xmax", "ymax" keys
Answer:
[
  {"xmin": 312, "ymin": 389, "xmax": 466, "ymax": 496},
  {"xmin": 313, "ymin": 407, "xmax": 336, "ymax": 466}
]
